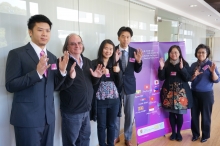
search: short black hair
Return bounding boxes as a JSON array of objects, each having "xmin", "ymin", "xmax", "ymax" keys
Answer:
[
  {"xmin": 194, "ymin": 44, "xmax": 210, "ymax": 58},
  {"xmin": 117, "ymin": 26, "xmax": 133, "ymax": 37},
  {"xmin": 27, "ymin": 14, "xmax": 52, "ymax": 30}
]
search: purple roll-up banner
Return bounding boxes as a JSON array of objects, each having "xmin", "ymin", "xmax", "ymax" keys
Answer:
[{"xmin": 129, "ymin": 41, "xmax": 191, "ymax": 145}]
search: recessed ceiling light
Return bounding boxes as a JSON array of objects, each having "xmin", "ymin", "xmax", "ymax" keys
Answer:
[
  {"xmin": 190, "ymin": 5, "xmax": 197, "ymax": 7},
  {"xmin": 208, "ymin": 15, "xmax": 211, "ymax": 17}
]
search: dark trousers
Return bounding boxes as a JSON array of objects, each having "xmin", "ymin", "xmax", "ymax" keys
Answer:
[
  {"xmin": 191, "ymin": 90, "xmax": 214, "ymax": 139},
  {"xmin": 14, "ymin": 122, "xmax": 55, "ymax": 146},
  {"xmin": 97, "ymin": 98, "xmax": 120, "ymax": 146},
  {"xmin": 61, "ymin": 111, "xmax": 90, "ymax": 146}
]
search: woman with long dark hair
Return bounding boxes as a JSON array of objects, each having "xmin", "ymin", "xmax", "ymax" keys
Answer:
[
  {"xmin": 158, "ymin": 45, "xmax": 193, "ymax": 141},
  {"xmin": 91, "ymin": 39, "xmax": 122, "ymax": 146}
]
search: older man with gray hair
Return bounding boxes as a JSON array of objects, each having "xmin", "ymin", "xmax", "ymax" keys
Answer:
[{"xmin": 56, "ymin": 33, "xmax": 103, "ymax": 146}]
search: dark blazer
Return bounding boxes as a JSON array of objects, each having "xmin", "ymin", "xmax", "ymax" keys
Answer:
[
  {"xmin": 116, "ymin": 45, "xmax": 142, "ymax": 94},
  {"xmin": 5, "ymin": 43, "xmax": 65, "ymax": 127}
]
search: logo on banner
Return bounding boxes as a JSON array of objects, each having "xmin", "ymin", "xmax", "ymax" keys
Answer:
[
  {"xmin": 140, "ymin": 98, "xmax": 147, "ymax": 102},
  {"xmin": 136, "ymin": 90, "xmax": 142, "ymax": 95},
  {"xmin": 149, "ymin": 105, "xmax": 155, "ymax": 112},
  {"xmin": 154, "ymin": 80, "xmax": 159, "ymax": 85},
  {"xmin": 138, "ymin": 106, "xmax": 144, "ymax": 111},
  {"xmin": 153, "ymin": 86, "xmax": 159, "ymax": 93},
  {"xmin": 150, "ymin": 96, "xmax": 155, "ymax": 101},
  {"xmin": 144, "ymin": 84, "xmax": 150, "ymax": 90}
]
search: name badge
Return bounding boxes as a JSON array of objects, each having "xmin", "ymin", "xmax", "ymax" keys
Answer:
[
  {"xmin": 105, "ymin": 73, "xmax": 110, "ymax": 77},
  {"xmin": 129, "ymin": 58, "xmax": 135, "ymax": 62},
  {"xmin": 51, "ymin": 63, "xmax": 57, "ymax": 70},
  {"xmin": 202, "ymin": 65, "xmax": 209, "ymax": 71},
  {"xmin": 170, "ymin": 72, "xmax": 176, "ymax": 76}
]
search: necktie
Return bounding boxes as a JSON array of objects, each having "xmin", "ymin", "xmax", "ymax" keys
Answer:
[
  {"xmin": 40, "ymin": 50, "xmax": 47, "ymax": 77},
  {"xmin": 121, "ymin": 50, "xmax": 126, "ymax": 72}
]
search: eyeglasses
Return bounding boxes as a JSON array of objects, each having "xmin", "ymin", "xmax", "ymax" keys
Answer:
[
  {"xmin": 197, "ymin": 51, "xmax": 206, "ymax": 54},
  {"xmin": 69, "ymin": 42, "xmax": 83, "ymax": 47}
]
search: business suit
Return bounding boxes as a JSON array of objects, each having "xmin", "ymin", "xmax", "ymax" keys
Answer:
[
  {"xmin": 115, "ymin": 45, "xmax": 142, "ymax": 141},
  {"xmin": 5, "ymin": 42, "xmax": 66, "ymax": 146}
]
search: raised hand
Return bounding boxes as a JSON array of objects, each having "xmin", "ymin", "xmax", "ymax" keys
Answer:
[
  {"xmin": 159, "ymin": 58, "xmax": 164, "ymax": 70},
  {"xmin": 37, "ymin": 54, "xmax": 50, "ymax": 75},
  {"xmin": 191, "ymin": 68, "xmax": 203, "ymax": 81},
  {"xmin": 69, "ymin": 62, "xmax": 76, "ymax": 79},
  {"xmin": 209, "ymin": 63, "xmax": 216, "ymax": 73},
  {"xmin": 134, "ymin": 48, "xmax": 143, "ymax": 63},
  {"xmin": 59, "ymin": 51, "xmax": 69, "ymax": 74},
  {"xmin": 179, "ymin": 58, "xmax": 183, "ymax": 69},
  {"xmin": 194, "ymin": 69, "xmax": 203, "ymax": 77},
  {"xmin": 115, "ymin": 49, "xmax": 121, "ymax": 62},
  {"xmin": 104, "ymin": 68, "xmax": 109, "ymax": 75},
  {"xmin": 90, "ymin": 64, "xmax": 103, "ymax": 78},
  {"xmin": 113, "ymin": 63, "xmax": 120, "ymax": 73}
]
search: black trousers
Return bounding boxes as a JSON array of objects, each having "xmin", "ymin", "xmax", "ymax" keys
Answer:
[{"xmin": 191, "ymin": 90, "xmax": 214, "ymax": 139}]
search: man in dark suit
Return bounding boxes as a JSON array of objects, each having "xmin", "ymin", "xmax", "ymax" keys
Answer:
[
  {"xmin": 114, "ymin": 26, "xmax": 143, "ymax": 146},
  {"xmin": 5, "ymin": 14, "xmax": 70, "ymax": 146}
]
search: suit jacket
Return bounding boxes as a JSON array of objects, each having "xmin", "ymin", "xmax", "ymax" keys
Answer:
[
  {"xmin": 5, "ymin": 43, "xmax": 65, "ymax": 127},
  {"xmin": 116, "ymin": 45, "xmax": 142, "ymax": 94}
]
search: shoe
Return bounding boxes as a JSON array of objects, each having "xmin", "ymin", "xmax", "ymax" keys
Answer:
[
  {"xmin": 114, "ymin": 137, "xmax": 120, "ymax": 145},
  {"xmin": 201, "ymin": 138, "xmax": 208, "ymax": 143},
  {"xmin": 192, "ymin": 136, "xmax": 199, "ymax": 141},
  {"xmin": 169, "ymin": 133, "xmax": 176, "ymax": 141},
  {"xmin": 176, "ymin": 133, "xmax": 182, "ymax": 141},
  {"xmin": 125, "ymin": 140, "xmax": 133, "ymax": 146}
]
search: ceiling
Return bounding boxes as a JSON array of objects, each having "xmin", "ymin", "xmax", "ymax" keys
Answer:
[
  {"xmin": 137, "ymin": 0, "xmax": 220, "ymax": 31},
  {"xmin": 205, "ymin": 0, "xmax": 220, "ymax": 13}
]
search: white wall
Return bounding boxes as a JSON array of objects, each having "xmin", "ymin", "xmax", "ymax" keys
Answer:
[{"xmin": 0, "ymin": 0, "xmax": 155, "ymax": 145}]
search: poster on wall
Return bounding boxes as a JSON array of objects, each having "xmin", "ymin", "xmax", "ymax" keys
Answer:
[{"xmin": 130, "ymin": 41, "xmax": 191, "ymax": 145}]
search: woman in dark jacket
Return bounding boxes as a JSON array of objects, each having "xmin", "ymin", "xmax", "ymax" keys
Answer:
[
  {"xmin": 91, "ymin": 39, "xmax": 122, "ymax": 146},
  {"xmin": 158, "ymin": 45, "xmax": 193, "ymax": 141},
  {"xmin": 190, "ymin": 44, "xmax": 220, "ymax": 143}
]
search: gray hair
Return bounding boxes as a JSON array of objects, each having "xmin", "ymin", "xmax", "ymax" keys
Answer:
[{"xmin": 62, "ymin": 33, "xmax": 84, "ymax": 53}]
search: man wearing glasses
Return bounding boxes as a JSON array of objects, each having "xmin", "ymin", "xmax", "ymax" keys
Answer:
[{"xmin": 56, "ymin": 33, "xmax": 103, "ymax": 146}]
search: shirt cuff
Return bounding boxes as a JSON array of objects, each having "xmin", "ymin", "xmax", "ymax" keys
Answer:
[
  {"xmin": 37, "ymin": 71, "xmax": 43, "ymax": 79},
  {"xmin": 60, "ymin": 70, "xmax": 67, "ymax": 76}
]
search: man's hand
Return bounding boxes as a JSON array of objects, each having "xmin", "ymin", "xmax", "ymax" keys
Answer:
[
  {"xmin": 59, "ymin": 51, "xmax": 69, "ymax": 74},
  {"xmin": 36, "ymin": 54, "xmax": 50, "ymax": 75},
  {"xmin": 70, "ymin": 62, "xmax": 76, "ymax": 79},
  {"xmin": 134, "ymin": 48, "xmax": 143, "ymax": 63}
]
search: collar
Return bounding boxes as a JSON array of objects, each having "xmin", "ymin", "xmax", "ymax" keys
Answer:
[
  {"xmin": 70, "ymin": 54, "xmax": 83, "ymax": 65},
  {"xmin": 30, "ymin": 41, "xmax": 47, "ymax": 59},
  {"xmin": 119, "ymin": 45, "xmax": 129, "ymax": 52}
]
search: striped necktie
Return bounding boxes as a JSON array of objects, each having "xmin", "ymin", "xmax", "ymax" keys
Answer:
[
  {"xmin": 121, "ymin": 50, "xmax": 126, "ymax": 72},
  {"xmin": 40, "ymin": 50, "xmax": 47, "ymax": 77}
]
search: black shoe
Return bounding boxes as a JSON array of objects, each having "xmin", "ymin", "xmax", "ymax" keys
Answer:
[
  {"xmin": 192, "ymin": 136, "xmax": 199, "ymax": 141},
  {"xmin": 169, "ymin": 133, "xmax": 176, "ymax": 141},
  {"xmin": 176, "ymin": 133, "xmax": 182, "ymax": 141},
  {"xmin": 201, "ymin": 138, "xmax": 208, "ymax": 143}
]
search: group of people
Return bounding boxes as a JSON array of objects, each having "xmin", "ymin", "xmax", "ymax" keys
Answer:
[
  {"xmin": 5, "ymin": 14, "xmax": 142, "ymax": 146},
  {"xmin": 158, "ymin": 44, "xmax": 220, "ymax": 143},
  {"xmin": 4, "ymin": 14, "xmax": 219, "ymax": 146}
]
